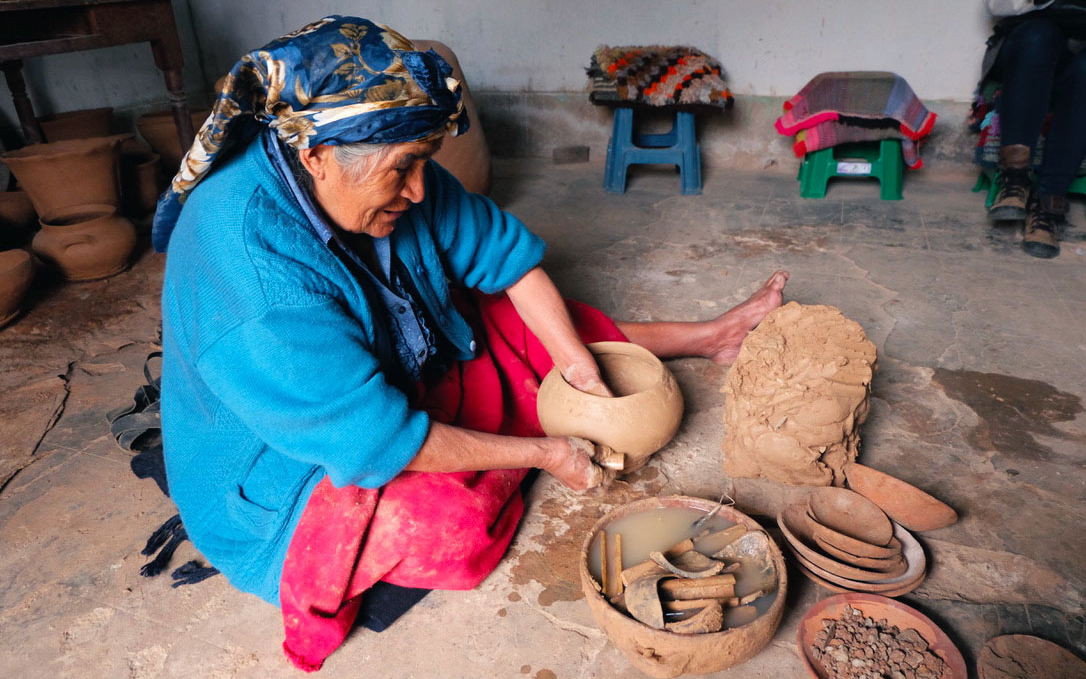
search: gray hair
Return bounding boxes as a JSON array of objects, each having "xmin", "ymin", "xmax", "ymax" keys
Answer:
[{"xmin": 282, "ymin": 140, "xmax": 394, "ymax": 192}]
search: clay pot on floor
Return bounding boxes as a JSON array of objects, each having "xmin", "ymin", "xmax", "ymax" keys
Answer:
[
  {"xmin": 0, "ymin": 135, "xmax": 128, "ymax": 216},
  {"xmin": 37, "ymin": 107, "xmax": 113, "ymax": 142},
  {"xmin": 0, "ymin": 249, "xmax": 35, "ymax": 327},
  {"xmin": 121, "ymin": 151, "xmax": 162, "ymax": 218},
  {"xmin": 0, "ymin": 191, "xmax": 37, "ymax": 248},
  {"xmin": 34, "ymin": 204, "xmax": 137, "ymax": 281},
  {"xmin": 136, "ymin": 108, "xmax": 211, "ymax": 175}
]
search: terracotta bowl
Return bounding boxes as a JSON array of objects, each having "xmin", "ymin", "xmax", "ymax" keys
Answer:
[
  {"xmin": 844, "ymin": 463, "xmax": 958, "ymax": 532},
  {"xmin": 136, "ymin": 108, "xmax": 211, "ymax": 175},
  {"xmin": 807, "ymin": 487, "xmax": 893, "ymax": 546},
  {"xmin": 806, "ymin": 508, "xmax": 900, "ymax": 559},
  {"xmin": 815, "ymin": 532, "xmax": 904, "ymax": 571},
  {"xmin": 0, "ymin": 249, "xmax": 34, "ymax": 327},
  {"xmin": 0, "ymin": 135, "xmax": 129, "ymax": 215},
  {"xmin": 37, "ymin": 107, "xmax": 113, "ymax": 142},
  {"xmin": 538, "ymin": 341, "xmax": 684, "ymax": 472},
  {"xmin": 790, "ymin": 522, "xmax": 926, "ymax": 596},
  {"xmin": 778, "ymin": 505, "xmax": 907, "ymax": 582},
  {"xmin": 34, "ymin": 203, "xmax": 136, "ymax": 281},
  {"xmin": 580, "ymin": 496, "xmax": 787, "ymax": 678},
  {"xmin": 797, "ymin": 593, "xmax": 967, "ymax": 679}
]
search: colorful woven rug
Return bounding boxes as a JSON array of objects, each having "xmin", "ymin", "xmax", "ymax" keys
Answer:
[
  {"xmin": 969, "ymin": 82, "xmax": 1086, "ymax": 173},
  {"xmin": 588, "ymin": 45, "xmax": 734, "ymax": 108}
]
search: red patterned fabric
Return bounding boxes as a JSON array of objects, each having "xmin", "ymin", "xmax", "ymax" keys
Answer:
[{"xmin": 279, "ymin": 291, "xmax": 627, "ymax": 671}]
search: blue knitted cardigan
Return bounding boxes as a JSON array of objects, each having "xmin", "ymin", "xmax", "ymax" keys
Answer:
[{"xmin": 159, "ymin": 136, "xmax": 545, "ymax": 603}]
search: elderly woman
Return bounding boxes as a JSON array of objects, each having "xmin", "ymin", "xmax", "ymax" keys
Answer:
[{"xmin": 155, "ymin": 17, "xmax": 787, "ymax": 670}]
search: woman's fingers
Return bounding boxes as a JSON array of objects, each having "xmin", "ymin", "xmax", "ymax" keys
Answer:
[
  {"xmin": 561, "ymin": 361, "xmax": 614, "ymax": 397},
  {"xmin": 545, "ymin": 436, "xmax": 615, "ymax": 491}
]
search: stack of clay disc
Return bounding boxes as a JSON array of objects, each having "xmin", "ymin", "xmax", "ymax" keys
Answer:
[{"xmin": 776, "ymin": 488, "xmax": 927, "ymax": 596}]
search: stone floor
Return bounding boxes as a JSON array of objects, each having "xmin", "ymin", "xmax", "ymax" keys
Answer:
[{"xmin": 1, "ymin": 160, "xmax": 1083, "ymax": 679}]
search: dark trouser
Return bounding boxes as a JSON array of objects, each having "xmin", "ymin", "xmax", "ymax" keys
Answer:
[{"xmin": 996, "ymin": 18, "xmax": 1086, "ymax": 197}]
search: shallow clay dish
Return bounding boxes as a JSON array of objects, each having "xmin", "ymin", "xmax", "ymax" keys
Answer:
[
  {"xmin": 978, "ymin": 634, "xmax": 1085, "ymax": 679},
  {"xmin": 797, "ymin": 593, "xmax": 967, "ymax": 679},
  {"xmin": 778, "ymin": 505, "xmax": 907, "ymax": 582},
  {"xmin": 790, "ymin": 522, "xmax": 926, "ymax": 595},
  {"xmin": 807, "ymin": 508, "xmax": 900, "ymax": 559},
  {"xmin": 844, "ymin": 462, "xmax": 958, "ymax": 532},
  {"xmin": 815, "ymin": 533, "xmax": 904, "ymax": 571},
  {"xmin": 807, "ymin": 487, "xmax": 893, "ymax": 546},
  {"xmin": 580, "ymin": 496, "xmax": 788, "ymax": 679}
]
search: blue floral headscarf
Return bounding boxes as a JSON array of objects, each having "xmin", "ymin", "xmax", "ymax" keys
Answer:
[{"xmin": 152, "ymin": 16, "xmax": 468, "ymax": 251}]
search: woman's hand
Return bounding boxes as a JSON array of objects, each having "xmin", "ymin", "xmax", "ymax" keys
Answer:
[
  {"xmin": 542, "ymin": 436, "xmax": 616, "ymax": 491},
  {"xmin": 561, "ymin": 360, "xmax": 614, "ymax": 398}
]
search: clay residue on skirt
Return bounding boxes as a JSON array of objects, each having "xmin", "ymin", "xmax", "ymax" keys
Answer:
[{"xmin": 722, "ymin": 302, "xmax": 877, "ymax": 486}]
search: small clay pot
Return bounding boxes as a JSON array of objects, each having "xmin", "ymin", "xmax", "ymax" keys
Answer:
[
  {"xmin": 34, "ymin": 204, "xmax": 137, "ymax": 281},
  {"xmin": 0, "ymin": 249, "xmax": 35, "ymax": 327},
  {"xmin": 843, "ymin": 463, "xmax": 958, "ymax": 532},
  {"xmin": 37, "ymin": 107, "xmax": 113, "ymax": 142},
  {"xmin": 136, "ymin": 108, "xmax": 211, "ymax": 175},
  {"xmin": 537, "ymin": 341, "xmax": 684, "ymax": 472},
  {"xmin": 581, "ymin": 496, "xmax": 787, "ymax": 678},
  {"xmin": 121, "ymin": 151, "xmax": 162, "ymax": 218},
  {"xmin": 807, "ymin": 487, "xmax": 893, "ymax": 546},
  {"xmin": 0, "ymin": 191, "xmax": 37, "ymax": 248},
  {"xmin": 0, "ymin": 135, "xmax": 128, "ymax": 215}
]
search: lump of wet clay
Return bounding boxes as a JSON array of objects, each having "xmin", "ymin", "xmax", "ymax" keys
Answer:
[{"xmin": 722, "ymin": 302, "xmax": 877, "ymax": 486}]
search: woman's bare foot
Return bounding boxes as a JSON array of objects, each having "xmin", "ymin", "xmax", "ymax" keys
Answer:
[{"xmin": 704, "ymin": 270, "xmax": 789, "ymax": 364}]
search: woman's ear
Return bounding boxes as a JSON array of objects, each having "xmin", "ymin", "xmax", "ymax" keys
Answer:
[{"xmin": 297, "ymin": 145, "xmax": 334, "ymax": 181}]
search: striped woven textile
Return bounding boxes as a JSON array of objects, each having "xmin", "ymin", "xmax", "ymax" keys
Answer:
[{"xmin": 587, "ymin": 45, "xmax": 734, "ymax": 108}]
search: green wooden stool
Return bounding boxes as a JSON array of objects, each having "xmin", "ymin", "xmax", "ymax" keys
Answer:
[
  {"xmin": 798, "ymin": 139, "xmax": 904, "ymax": 200},
  {"xmin": 974, "ymin": 170, "xmax": 1086, "ymax": 208}
]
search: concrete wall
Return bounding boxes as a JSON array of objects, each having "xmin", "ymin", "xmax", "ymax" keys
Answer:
[{"xmin": 0, "ymin": 0, "xmax": 996, "ymax": 168}]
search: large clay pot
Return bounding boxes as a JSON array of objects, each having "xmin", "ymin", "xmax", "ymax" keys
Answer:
[
  {"xmin": 0, "ymin": 135, "xmax": 128, "ymax": 216},
  {"xmin": 412, "ymin": 40, "xmax": 492, "ymax": 195},
  {"xmin": 37, "ymin": 107, "xmax": 113, "ymax": 142},
  {"xmin": 121, "ymin": 151, "xmax": 162, "ymax": 218},
  {"xmin": 537, "ymin": 341, "xmax": 684, "ymax": 472},
  {"xmin": 136, "ymin": 108, "xmax": 211, "ymax": 176},
  {"xmin": 0, "ymin": 191, "xmax": 37, "ymax": 248},
  {"xmin": 34, "ymin": 204, "xmax": 137, "ymax": 281},
  {"xmin": 580, "ymin": 496, "xmax": 788, "ymax": 678},
  {"xmin": 0, "ymin": 249, "xmax": 35, "ymax": 327}
]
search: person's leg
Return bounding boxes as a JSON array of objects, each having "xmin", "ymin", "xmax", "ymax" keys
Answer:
[
  {"xmin": 990, "ymin": 19, "xmax": 1067, "ymax": 220},
  {"xmin": 1024, "ymin": 48, "xmax": 1086, "ymax": 258},
  {"xmin": 616, "ymin": 270, "xmax": 788, "ymax": 365}
]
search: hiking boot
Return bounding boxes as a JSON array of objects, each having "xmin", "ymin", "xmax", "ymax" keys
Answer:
[
  {"xmin": 988, "ymin": 144, "xmax": 1032, "ymax": 221},
  {"xmin": 1022, "ymin": 193, "xmax": 1066, "ymax": 259}
]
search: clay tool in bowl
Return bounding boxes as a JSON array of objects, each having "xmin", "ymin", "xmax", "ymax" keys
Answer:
[
  {"xmin": 807, "ymin": 487, "xmax": 893, "ymax": 546},
  {"xmin": 843, "ymin": 462, "xmax": 958, "ymax": 532}
]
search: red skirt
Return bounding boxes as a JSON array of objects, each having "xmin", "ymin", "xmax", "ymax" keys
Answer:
[{"xmin": 279, "ymin": 292, "xmax": 627, "ymax": 671}]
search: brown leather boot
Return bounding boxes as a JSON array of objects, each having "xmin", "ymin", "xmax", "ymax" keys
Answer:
[
  {"xmin": 1022, "ymin": 193, "xmax": 1066, "ymax": 259},
  {"xmin": 988, "ymin": 144, "xmax": 1032, "ymax": 221}
]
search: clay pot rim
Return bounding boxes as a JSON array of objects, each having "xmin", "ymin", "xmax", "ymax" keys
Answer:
[
  {"xmin": 843, "ymin": 462, "xmax": 958, "ymax": 532},
  {"xmin": 796, "ymin": 593, "xmax": 968, "ymax": 679},
  {"xmin": 559, "ymin": 341, "xmax": 671, "ymax": 403},
  {"xmin": 39, "ymin": 203, "xmax": 119, "ymax": 228},
  {"xmin": 579, "ymin": 494, "xmax": 789, "ymax": 637},
  {"xmin": 777, "ymin": 506, "xmax": 906, "ymax": 582},
  {"xmin": 1, "ymin": 133, "xmax": 132, "ymax": 161},
  {"xmin": 807, "ymin": 487, "xmax": 893, "ymax": 546}
]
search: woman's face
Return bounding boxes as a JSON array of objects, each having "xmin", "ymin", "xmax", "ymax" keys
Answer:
[{"xmin": 300, "ymin": 138, "xmax": 443, "ymax": 238}]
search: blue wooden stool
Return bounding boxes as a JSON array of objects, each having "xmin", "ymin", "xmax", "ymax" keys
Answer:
[{"xmin": 604, "ymin": 107, "xmax": 702, "ymax": 195}]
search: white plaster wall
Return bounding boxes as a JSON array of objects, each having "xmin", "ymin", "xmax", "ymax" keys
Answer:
[{"xmin": 1, "ymin": 0, "xmax": 995, "ymax": 139}]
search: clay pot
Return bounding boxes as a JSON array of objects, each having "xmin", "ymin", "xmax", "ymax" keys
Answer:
[
  {"xmin": 135, "ymin": 108, "xmax": 211, "ymax": 175},
  {"xmin": 0, "ymin": 249, "xmax": 34, "ymax": 327},
  {"xmin": 978, "ymin": 635, "xmax": 1085, "ymax": 679},
  {"xmin": 537, "ymin": 341, "xmax": 684, "ymax": 472},
  {"xmin": 580, "ymin": 496, "xmax": 787, "ymax": 678},
  {"xmin": 36, "ymin": 107, "xmax": 113, "ymax": 142},
  {"xmin": 797, "ymin": 594, "xmax": 967, "ymax": 679},
  {"xmin": 412, "ymin": 40, "xmax": 492, "ymax": 195},
  {"xmin": 0, "ymin": 191, "xmax": 37, "ymax": 248},
  {"xmin": 807, "ymin": 487, "xmax": 893, "ymax": 546},
  {"xmin": 0, "ymin": 135, "xmax": 128, "ymax": 216},
  {"xmin": 843, "ymin": 463, "xmax": 958, "ymax": 532},
  {"xmin": 777, "ymin": 505, "xmax": 907, "ymax": 582},
  {"xmin": 121, "ymin": 151, "xmax": 162, "ymax": 218},
  {"xmin": 34, "ymin": 204, "xmax": 137, "ymax": 281}
]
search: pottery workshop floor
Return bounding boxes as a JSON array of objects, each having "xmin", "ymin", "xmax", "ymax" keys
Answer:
[{"xmin": 1, "ymin": 161, "xmax": 1084, "ymax": 679}]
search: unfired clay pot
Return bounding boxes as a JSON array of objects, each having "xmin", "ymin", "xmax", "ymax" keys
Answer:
[
  {"xmin": 0, "ymin": 135, "xmax": 128, "ymax": 215},
  {"xmin": 0, "ymin": 249, "xmax": 34, "ymax": 327},
  {"xmin": 121, "ymin": 151, "xmax": 162, "ymax": 218},
  {"xmin": 135, "ymin": 109, "xmax": 211, "ymax": 175},
  {"xmin": 581, "ymin": 496, "xmax": 787, "ymax": 678},
  {"xmin": 37, "ymin": 107, "xmax": 113, "ymax": 142},
  {"xmin": 34, "ymin": 204, "xmax": 137, "ymax": 281},
  {"xmin": 537, "ymin": 341, "xmax": 684, "ymax": 472},
  {"xmin": 0, "ymin": 191, "xmax": 37, "ymax": 247}
]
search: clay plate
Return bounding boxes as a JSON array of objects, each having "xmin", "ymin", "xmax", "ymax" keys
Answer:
[
  {"xmin": 844, "ymin": 462, "xmax": 958, "ymax": 532},
  {"xmin": 806, "ymin": 508, "xmax": 900, "ymax": 559},
  {"xmin": 797, "ymin": 593, "xmax": 967, "ymax": 679},
  {"xmin": 778, "ymin": 505, "xmax": 907, "ymax": 581},
  {"xmin": 789, "ymin": 522, "xmax": 926, "ymax": 595},
  {"xmin": 978, "ymin": 634, "xmax": 1086, "ymax": 679},
  {"xmin": 793, "ymin": 561, "xmax": 926, "ymax": 598},
  {"xmin": 816, "ymin": 533, "xmax": 904, "ymax": 571},
  {"xmin": 807, "ymin": 487, "xmax": 893, "ymax": 546}
]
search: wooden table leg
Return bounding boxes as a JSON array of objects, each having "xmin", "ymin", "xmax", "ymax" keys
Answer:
[
  {"xmin": 1, "ymin": 60, "xmax": 45, "ymax": 146},
  {"xmin": 149, "ymin": 6, "xmax": 195, "ymax": 154}
]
